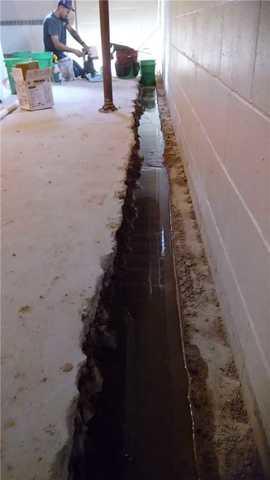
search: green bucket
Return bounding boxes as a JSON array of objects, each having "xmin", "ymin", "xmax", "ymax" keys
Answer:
[{"xmin": 140, "ymin": 59, "xmax": 156, "ymax": 86}]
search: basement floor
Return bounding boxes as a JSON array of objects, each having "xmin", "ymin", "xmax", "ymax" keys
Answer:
[{"xmin": 2, "ymin": 79, "xmax": 137, "ymax": 480}]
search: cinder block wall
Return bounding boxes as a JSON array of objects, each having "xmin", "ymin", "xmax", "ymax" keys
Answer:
[{"xmin": 162, "ymin": 0, "xmax": 270, "ymax": 466}]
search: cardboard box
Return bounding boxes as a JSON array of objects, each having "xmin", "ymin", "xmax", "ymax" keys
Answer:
[
  {"xmin": 12, "ymin": 65, "xmax": 54, "ymax": 111},
  {"xmin": 14, "ymin": 61, "xmax": 39, "ymax": 80}
]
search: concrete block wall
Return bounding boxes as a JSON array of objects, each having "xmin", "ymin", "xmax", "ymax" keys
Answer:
[{"xmin": 162, "ymin": 0, "xmax": 270, "ymax": 466}]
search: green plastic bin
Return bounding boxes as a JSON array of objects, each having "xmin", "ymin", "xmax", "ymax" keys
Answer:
[
  {"xmin": 140, "ymin": 59, "xmax": 156, "ymax": 86},
  {"xmin": 4, "ymin": 52, "xmax": 53, "ymax": 94},
  {"xmin": 31, "ymin": 52, "xmax": 53, "ymax": 70},
  {"xmin": 4, "ymin": 57, "xmax": 26, "ymax": 94},
  {"xmin": 11, "ymin": 51, "xmax": 32, "ymax": 58}
]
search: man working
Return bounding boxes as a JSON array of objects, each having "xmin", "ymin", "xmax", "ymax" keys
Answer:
[{"xmin": 43, "ymin": 0, "xmax": 102, "ymax": 82}]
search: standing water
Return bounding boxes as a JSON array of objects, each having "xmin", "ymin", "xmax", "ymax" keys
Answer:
[
  {"xmin": 122, "ymin": 87, "xmax": 197, "ymax": 480},
  {"xmin": 69, "ymin": 88, "xmax": 197, "ymax": 480}
]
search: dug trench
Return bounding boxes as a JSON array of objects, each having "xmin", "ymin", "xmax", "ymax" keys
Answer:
[{"xmin": 68, "ymin": 84, "xmax": 265, "ymax": 480}]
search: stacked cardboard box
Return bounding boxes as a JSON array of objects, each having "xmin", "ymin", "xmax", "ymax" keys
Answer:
[{"xmin": 12, "ymin": 63, "xmax": 54, "ymax": 111}]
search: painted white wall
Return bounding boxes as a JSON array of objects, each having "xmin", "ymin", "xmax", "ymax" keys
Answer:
[{"xmin": 163, "ymin": 0, "xmax": 270, "ymax": 469}]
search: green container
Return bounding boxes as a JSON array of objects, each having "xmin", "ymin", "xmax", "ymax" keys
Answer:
[
  {"xmin": 11, "ymin": 51, "xmax": 32, "ymax": 58},
  {"xmin": 141, "ymin": 73, "xmax": 156, "ymax": 86},
  {"xmin": 4, "ymin": 57, "xmax": 25, "ymax": 94},
  {"xmin": 140, "ymin": 59, "xmax": 156, "ymax": 86},
  {"xmin": 4, "ymin": 52, "xmax": 53, "ymax": 93},
  {"xmin": 141, "ymin": 59, "xmax": 155, "ymax": 70},
  {"xmin": 31, "ymin": 52, "xmax": 53, "ymax": 69}
]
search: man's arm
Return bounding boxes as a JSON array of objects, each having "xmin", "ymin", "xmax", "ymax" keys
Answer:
[
  {"xmin": 66, "ymin": 24, "xmax": 88, "ymax": 50},
  {"xmin": 51, "ymin": 35, "xmax": 83, "ymax": 57}
]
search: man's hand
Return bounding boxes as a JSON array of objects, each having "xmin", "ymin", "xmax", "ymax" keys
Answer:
[{"xmin": 72, "ymin": 49, "xmax": 83, "ymax": 57}]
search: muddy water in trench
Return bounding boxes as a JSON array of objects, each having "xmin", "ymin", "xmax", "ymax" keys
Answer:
[
  {"xmin": 70, "ymin": 88, "xmax": 197, "ymax": 480},
  {"xmin": 121, "ymin": 88, "xmax": 196, "ymax": 480}
]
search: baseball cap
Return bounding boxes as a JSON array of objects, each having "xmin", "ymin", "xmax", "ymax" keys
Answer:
[{"xmin": 58, "ymin": 0, "xmax": 75, "ymax": 11}]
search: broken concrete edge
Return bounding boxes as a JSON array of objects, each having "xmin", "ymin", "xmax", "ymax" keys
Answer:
[
  {"xmin": 156, "ymin": 79, "xmax": 267, "ymax": 479},
  {"xmin": 47, "ymin": 93, "xmax": 141, "ymax": 480}
]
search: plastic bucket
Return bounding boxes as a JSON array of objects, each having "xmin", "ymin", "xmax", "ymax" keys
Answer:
[
  {"xmin": 141, "ymin": 74, "xmax": 156, "ymax": 86},
  {"xmin": 140, "ymin": 59, "xmax": 156, "ymax": 86},
  {"xmin": 115, "ymin": 61, "xmax": 140, "ymax": 79},
  {"xmin": 116, "ymin": 49, "xmax": 138, "ymax": 65},
  {"xmin": 140, "ymin": 59, "xmax": 155, "ymax": 70},
  {"xmin": 58, "ymin": 57, "xmax": 74, "ymax": 81}
]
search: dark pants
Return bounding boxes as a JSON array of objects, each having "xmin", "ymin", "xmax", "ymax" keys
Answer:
[
  {"xmin": 57, "ymin": 52, "xmax": 96, "ymax": 78},
  {"xmin": 72, "ymin": 59, "xmax": 86, "ymax": 77}
]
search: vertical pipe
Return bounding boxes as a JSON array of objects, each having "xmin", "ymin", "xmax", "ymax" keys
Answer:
[{"xmin": 99, "ymin": 0, "xmax": 117, "ymax": 112}]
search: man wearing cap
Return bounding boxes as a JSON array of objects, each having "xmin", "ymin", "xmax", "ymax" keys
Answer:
[{"xmin": 43, "ymin": 0, "xmax": 102, "ymax": 81}]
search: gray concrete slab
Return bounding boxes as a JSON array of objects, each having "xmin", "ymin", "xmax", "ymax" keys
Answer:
[{"xmin": 1, "ymin": 79, "xmax": 137, "ymax": 480}]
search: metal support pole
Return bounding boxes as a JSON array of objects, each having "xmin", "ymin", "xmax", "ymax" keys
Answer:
[{"xmin": 99, "ymin": 0, "xmax": 117, "ymax": 112}]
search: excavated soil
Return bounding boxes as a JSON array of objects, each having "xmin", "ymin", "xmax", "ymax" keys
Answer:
[{"xmin": 156, "ymin": 81, "xmax": 265, "ymax": 480}]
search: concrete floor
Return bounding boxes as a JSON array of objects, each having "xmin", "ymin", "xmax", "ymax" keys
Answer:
[{"xmin": 2, "ymin": 79, "xmax": 137, "ymax": 480}]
